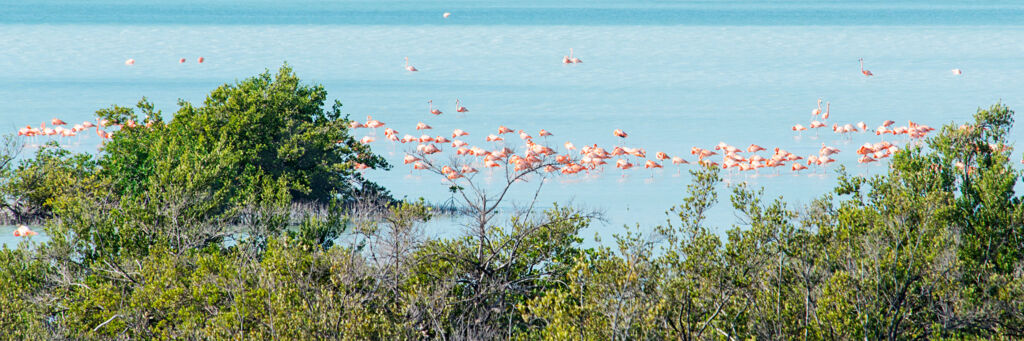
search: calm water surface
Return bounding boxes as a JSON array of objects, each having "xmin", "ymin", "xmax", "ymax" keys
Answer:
[{"xmin": 4, "ymin": 1, "xmax": 1024, "ymax": 246}]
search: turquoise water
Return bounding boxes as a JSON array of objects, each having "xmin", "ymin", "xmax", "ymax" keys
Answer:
[{"xmin": 4, "ymin": 1, "xmax": 1024, "ymax": 246}]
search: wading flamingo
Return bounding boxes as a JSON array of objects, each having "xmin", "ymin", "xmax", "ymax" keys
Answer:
[
  {"xmin": 859, "ymin": 58, "xmax": 873, "ymax": 77},
  {"xmin": 455, "ymin": 99, "xmax": 468, "ymax": 113},
  {"xmin": 13, "ymin": 225, "xmax": 38, "ymax": 237},
  {"xmin": 792, "ymin": 124, "xmax": 807, "ymax": 136},
  {"xmin": 404, "ymin": 57, "xmax": 418, "ymax": 72},
  {"xmin": 429, "ymin": 100, "xmax": 442, "ymax": 115},
  {"xmin": 365, "ymin": 117, "xmax": 385, "ymax": 128}
]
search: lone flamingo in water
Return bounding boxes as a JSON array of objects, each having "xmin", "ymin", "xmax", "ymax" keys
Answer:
[
  {"xmin": 859, "ymin": 58, "xmax": 873, "ymax": 77},
  {"xmin": 952, "ymin": 68, "xmax": 963, "ymax": 75},
  {"xmin": 405, "ymin": 57, "xmax": 418, "ymax": 72},
  {"xmin": 429, "ymin": 100, "xmax": 442, "ymax": 115},
  {"xmin": 13, "ymin": 225, "xmax": 38, "ymax": 237},
  {"xmin": 570, "ymin": 48, "xmax": 581, "ymax": 63},
  {"xmin": 455, "ymin": 99, "xmax": 468, "ymax": 113}
]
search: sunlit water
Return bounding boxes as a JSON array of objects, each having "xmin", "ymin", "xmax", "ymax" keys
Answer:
[{"xmin": 4, "ymin": 1, "xmax": 1024, "ymax": 247}]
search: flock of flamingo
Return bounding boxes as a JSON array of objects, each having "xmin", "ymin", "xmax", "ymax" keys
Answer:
[
  {"xmin": 16, "ymin": 118, "xmax": 117, "ymax": 140},
  {"xmin": 338, "ymin": 57, "xmax": 948, "ymax": 181},
  {"xmin": 347, "ymin": 103, "xmax": 934, "ymax": 181}
]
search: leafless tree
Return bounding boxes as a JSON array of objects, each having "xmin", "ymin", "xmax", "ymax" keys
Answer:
[{"xmin": 403, "ymin": 140, "xmax": 602, "ymax": 338}]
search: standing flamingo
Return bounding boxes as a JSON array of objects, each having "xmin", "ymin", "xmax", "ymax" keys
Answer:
[
  {"xmin": 570, "ymin": 48, "xmax": 581, "ymax": 63},
  {"xmin": 859, "ymin": 58, "xmax": 873, "ymax": 77},
  {"xmin": 455, "ymin": 99, "xmax": 468, "ymax": 113},
  {"xmin": 404, "ymin": 57, "xmax": 418, "ymax": 72},
  {"xmin": 792, "ymin": 124, "xmax": 807, "ymax": 137},
  {"xmin": 812, "ymin": 98, "xmax": 822, "ymax": 116},
  {"xmin": 13, "ymin": 225, "xmax": 38, "ymax": 237},
  {"xmin": 429, "ymin": 100, "xmax": 442, "ymax": 115},
  {"xmin": 822, "ymin": 102, "xmax": 830, "ymax": 120}
]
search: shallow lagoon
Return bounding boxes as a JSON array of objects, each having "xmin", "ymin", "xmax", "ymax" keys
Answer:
[{"xmin": 3, "ymin": 2, "xmax": 1024, "ymax": 246}]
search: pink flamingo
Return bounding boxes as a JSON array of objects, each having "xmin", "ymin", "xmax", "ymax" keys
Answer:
[
  {"xmin": 429, "ymin": 100, "xmax": 442, "ymax": 115},
  {"xmin": 405, "ymin": 57, "xmax": 418, "ymax": 72},
  {"xmin": 859, "ymin": 58, "xmax": 873, "ymax": 77},
  {"xmin": 13, "ymin": 225, "xmax": 38, "ymax": 237},
  {"xmin": 455, "ymin": 99, "xmax": 468, "ymax": 113}
]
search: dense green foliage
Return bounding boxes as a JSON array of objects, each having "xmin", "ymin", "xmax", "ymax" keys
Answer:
[{"xmin": 1, "ymin": 68, "xmax": 1022, "ymax": 340}]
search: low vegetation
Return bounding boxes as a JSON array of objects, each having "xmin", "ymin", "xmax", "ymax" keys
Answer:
[{"xmin": 1, "ymin": 66, "xmax": 1022, "ymax": 340}]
